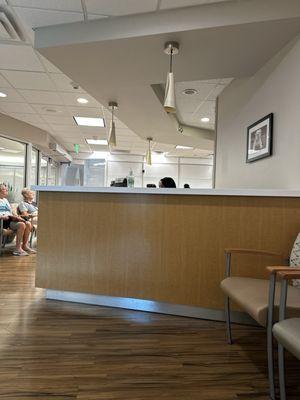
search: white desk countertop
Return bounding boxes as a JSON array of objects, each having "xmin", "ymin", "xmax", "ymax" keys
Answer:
[{"xmin": 32, "ymin": 186, "xmax": 300, "ymax": 198}]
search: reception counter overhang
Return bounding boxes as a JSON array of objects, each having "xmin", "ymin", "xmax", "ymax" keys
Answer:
[{"xmin": 33, "ymin": 186, "xmax": 300, "ymax": 322}]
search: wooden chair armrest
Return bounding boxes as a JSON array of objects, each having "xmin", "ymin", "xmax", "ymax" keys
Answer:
[
  {"xmin": 277, "ymin": 270, "xmax": 300, "ymax": 280},
  {"xmin": 266, "ymin": 266, "xmax": 294, "ymax": 275},
  {"xmin": 224, "ymin": 248, "xmax": 285, "ymax": 258}
]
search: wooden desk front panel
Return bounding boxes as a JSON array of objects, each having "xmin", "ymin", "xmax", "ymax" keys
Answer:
[{"xmin": 36, "ymin": 192, "xmax": 300, "ymax": 310}]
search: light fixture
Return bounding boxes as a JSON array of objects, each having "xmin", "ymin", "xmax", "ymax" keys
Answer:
[
  {"xmin": 73, "ymin": 116, "xmax": 105, "ymax": 127},
  {"xmin": 145, "ymin": 137, "xmax": 153, "ymax": 165},
  {"xmin": 86, "ymin": 139, "xmax": 108, "ymax": 145},
  {"xmin": 176, "ymin": 145, "xmax": 193, "ymax": 150},
  {"xmin": 0, "ymin": 92, "xmax": 7, "ymax": 98},
  {"xmin": 108, "ymin": 101, "xmax": 118, "ymax": 147},
  {"xmin": 163, "ymin": 41, "xmax": 179, "ymax": 114},
  {"xmin": 201, "ymin": 117, "xmax": 210, "ymax": 122},
  {"xmin": 77, "ymin": 97, "xmax": 89, "ymax": 104}
]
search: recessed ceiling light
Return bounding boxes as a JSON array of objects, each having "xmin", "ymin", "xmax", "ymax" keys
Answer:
[
  {"xmin": 201, "ymin": 117, "xmax": 210, "ymax": 122},
  {"xmin": 86, "ymin": 139, "xmax": 108, "ymax": 145},
  {"xmin": 77, "ymin": 97, "xmax": 89, "ymax": 104},
  {"xmin": 0, "ymin": 92, "xmax": 7, "ymax": 98},
  {"xmin": 74, "ymin": 116, "xmax": 105, "ymax": 127},
  {"xmin": 182, "ymin": 88, "xmax": 198, "ymax": 96},
  {"xmin": 176, "ymin": 145, "xmax": 193, "ymax": 149}
]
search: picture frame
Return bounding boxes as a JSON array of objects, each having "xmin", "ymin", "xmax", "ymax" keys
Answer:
[{"xmin": 246, "ymin": 113, "xmax": 273, "ymax": 163}]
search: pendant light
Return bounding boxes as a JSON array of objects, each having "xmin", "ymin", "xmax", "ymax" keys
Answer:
[
  {"xmin": 146, "ymin": 137, "xmax": 152, "ymax": 165},
  {"xmin": 108, "ymin": 101, "xmax": 118, "ymax": 147},
  {"xmin": 163, "ymin": 41, "xmax": 179, "ymax": 114}
]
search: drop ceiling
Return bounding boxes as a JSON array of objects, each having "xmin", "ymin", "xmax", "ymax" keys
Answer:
[{"xmin": 0, "ymin": 0, "xmax": 299, "ymax": 160}]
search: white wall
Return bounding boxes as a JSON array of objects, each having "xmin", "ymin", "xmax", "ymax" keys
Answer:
[{"xmin": 215, "ymin": 36, "xmax": 300, "ymax": 189}]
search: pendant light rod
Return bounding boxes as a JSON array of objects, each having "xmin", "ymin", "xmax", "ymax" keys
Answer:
[{"xmin": 163, "ymin": 42, "xmax": 179, "ymax": 114}]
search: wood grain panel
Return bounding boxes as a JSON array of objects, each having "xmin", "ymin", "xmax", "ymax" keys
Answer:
[{"xmin": 36, "ymin": 192, "xmax": 300, "ymax": 310}]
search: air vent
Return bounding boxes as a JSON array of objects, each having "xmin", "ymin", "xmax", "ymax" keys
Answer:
[
  {"xmin": 182, "ymin": 88, "xmax": 198, "ymax": 96},
  {"xmin": 0, "ymin": 9, "xmax": 24, "ymax": 42}
]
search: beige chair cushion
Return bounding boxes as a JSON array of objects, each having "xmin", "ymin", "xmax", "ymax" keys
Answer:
[
  {"xmin": 221, "ymin": 277, "xmax": 300, "ymax": 326},
  {"xmin": 273, "ymin": 318, "xmax": 300, "ymax": 360}
]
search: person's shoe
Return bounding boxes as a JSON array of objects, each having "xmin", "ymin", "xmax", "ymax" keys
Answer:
[
  {"xmin": 13, "ymin": 250, "xmax": 28, "ymax": 256},
  {"xmin": 22, "ymin": 247, "xmax": 36, "ymax": 254}
]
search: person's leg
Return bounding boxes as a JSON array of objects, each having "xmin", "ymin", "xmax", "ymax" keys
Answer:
[
  {"xmin": 21, "ymin": 221, "xmax": 32, "ymax": 251},
  {"xmin": 14, "ymin": 222, "xmax": 25, "ymax": 252}
]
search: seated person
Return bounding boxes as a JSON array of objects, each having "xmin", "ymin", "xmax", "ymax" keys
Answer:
[
  {"xmin": 0, "ymin": 183, "xmax": 35, "ymax": 256},
  {"xmin": 159, "ymin": 177, "xmax": 176, "ymax": 188},
  {"xmin": 18, "ymin": 188, "xmax": 38, "ymax": 227}
]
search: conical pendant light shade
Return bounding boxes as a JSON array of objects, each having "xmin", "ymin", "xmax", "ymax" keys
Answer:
[
  {"xmin": 146, "ymin": 138, "xmax": 152, "ymax": 165},
  {"xmin": 108, "ymin": 120, "xmax": 116, "ymax": 147},
  {"xmin": 164, "ymin": 72, "xmax": 176, "ymax": 113}
]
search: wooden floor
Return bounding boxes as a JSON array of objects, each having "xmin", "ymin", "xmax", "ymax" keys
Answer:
[{"xmin": 0, "ymin": 255, "xmax": 299, "ymax": 399}]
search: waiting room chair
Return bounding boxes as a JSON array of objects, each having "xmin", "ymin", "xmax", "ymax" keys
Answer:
[
  {"xmin": 273, "ymin": 270, "xmax": 300, "ymax": 400},
  {"xmin": 220, "ymin": 235, "xmax": 300, "ymax": 400},
  {"xmin": 0, "ymin": 218, "xmax": 16, "ymax": 256}
]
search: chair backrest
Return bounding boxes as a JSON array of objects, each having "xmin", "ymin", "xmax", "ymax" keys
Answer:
[{"xmin": 290, "ymin": 233, "xmax": 300, "ymax": 287}]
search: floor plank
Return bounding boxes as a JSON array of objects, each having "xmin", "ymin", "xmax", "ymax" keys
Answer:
[{"xmin": 0, "ymin": 254, "xmax": 299, "ymax": 399}]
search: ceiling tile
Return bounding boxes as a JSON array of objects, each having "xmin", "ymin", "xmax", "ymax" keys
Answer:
[
  {"xmin": 10, "ymin": 0, "xmax": 82, "ymax": 11},
  {"xmin": 1, "ymin": 71, "xmax": 56, "ymax": 91},
  {"xmin": 31, "ymin": 104, "xmax": 69, "ymax": 115},
  {"xmin": 49, "ymin": 73, "xmax": 86, "ymax": 93},
  {"xmin": 0, "ymin": 87, "xmax": 26, "ymax": 102},
  {"xmin": 13, "ymin": 7, "xmax": 83, "ymax": 29},
  {"xmin": 67, "ymin": 106, "xmax": 103, "ymax": 117},
  {"xmin": 41, "ymin": 115, "xmax": 75, "ymax": 125},
  {"xmin": 0, "ymin": 102, "xmax": 36, "ymax": 114},
  {"xmin": 49, "ymin": 125, "xmax": 81, "ymax": 133},
  {"xmin": 18, "ymin": 89, "xmax": 64, "ymax": 105},
  {"xmin": 85, "ymin": 0, "xmax": 158, "ymax": 16},
  {"xmin": 0, "ymin": 44, "xmax": 44, "ymax": 71},
  {"xmin": 60, "ymin": 92, "xmax": 99, "ymax": 107}
]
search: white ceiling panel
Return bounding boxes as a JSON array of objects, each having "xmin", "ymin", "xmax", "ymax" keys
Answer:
[
  {"xmin": 85, "ymin": 0, "xmax": 158, "ymax": 16},
  {"xmin": 41, "ymin": 115, "xmax": 75, "ymax": 125},
  {"xmin": 0, "ymin": 44, "xmax": 44, "ymax": 71},
  {"xmin": 19, "ymin": 89, "xmax": 64, "ymax": 104},
  {"xmin": 160, "ymin": 0, "xmax": 231, "ymax": 10},
  {"xmin": 49, "ymin": 125, "xmax": 81, "ymax": 133},
  {"xmin": 67, "ymin": 106, "xmax": 103, "ymax": 118},
  {"xmin": 13, "ymin": 7, "xmax": 83, "ymax": 29},
  {"xmin": 0, "ymin": 102, "xmax": 35, "ymax": 114},
  {"xmin": 1, "ymin": 70, "xmax": 56, "ymax": 91},
  {"xmin": 60, "ymin": 91, "xmax": 100, "ymax": 107},
  {"xmin": 79, "ymin": 126, "xmax": 107, "ymax": 136},
  {"xmin": 49, "ymin": 73, "xmax": 85, "ymax": 93},
  {"xmin": 0, "ymin": 87, "xmax": 26, "ymax": 102},
  {"xmin": 31, "ymin": 104, "xmax": 69, "ymax": 115},
  {"xmin": 10, "ymin": 0, "xmax": 83, "ymax": 12}
]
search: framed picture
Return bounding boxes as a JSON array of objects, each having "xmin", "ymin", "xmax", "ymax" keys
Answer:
[{"xmin": 246, "ymin": 113, "xmax": 273, "ymax": 163}]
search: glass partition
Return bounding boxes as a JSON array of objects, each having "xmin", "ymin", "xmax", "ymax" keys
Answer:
[
  {"xmin": 0, "ymin": 136, "xmax": 27, "ymax": 203},
  {"xmin": 48, "ymin": 160, "xmax": 59, "ymax": 186},
  {"xmin": 31, "ymin": 148, "xmax": 39, "ymax": 185},
  {"xmin": 40, "ymin": 156, "xmax": 48, "ymax": 186}
]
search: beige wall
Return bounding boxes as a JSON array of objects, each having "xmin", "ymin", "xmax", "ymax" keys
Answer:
[
  {"xmin": 0, "ymin": 112, "xmax": 65, "ymax": 161},
  {"xmin": 215, "ymin": 36, "xmax": 300, "ymax": 189}
]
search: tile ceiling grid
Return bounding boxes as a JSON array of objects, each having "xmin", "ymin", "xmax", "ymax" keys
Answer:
[{"xmin": 0, "ymin": 0, "xmax": 234, "ymax": 157}]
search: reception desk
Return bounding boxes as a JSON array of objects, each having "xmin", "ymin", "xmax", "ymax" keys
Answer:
[{"xmin": 34, "ymin": 187, "xmax": 300, "ymax": 322}]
